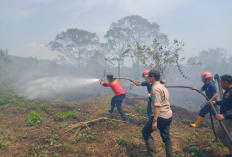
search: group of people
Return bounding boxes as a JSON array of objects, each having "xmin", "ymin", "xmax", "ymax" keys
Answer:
[{"xmin": 99, "ymin": 70, "xmax": 232, "ymax": 157}]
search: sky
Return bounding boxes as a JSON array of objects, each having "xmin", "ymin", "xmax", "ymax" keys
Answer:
[{"xmin": 0, "ymin": 0, "xmax": 232, "ymax": 60}]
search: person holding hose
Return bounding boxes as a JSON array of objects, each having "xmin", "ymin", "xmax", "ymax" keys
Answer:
[
  {"xmin": 130, "ymin": 69, "xmax": 165, "ymax": 118},
  {"xmin": 142, "ymin": 69, "xmax": 173, "ymax": 157},
  {"xmin": 214, "ymin": 74, "xmax": 232, "ymax": 157},
  {"xmin": 99, "ymin": 74, "xmax": 128, "ymax": 121},
  {"xmin": 190, "ymin": 72, "xmax": 218, "ymax": 127}
]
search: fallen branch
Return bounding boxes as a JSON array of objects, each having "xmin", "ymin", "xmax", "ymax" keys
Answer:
[{"xmin": 66, "ymin": 117, "xmax": 126, "ymax": 137}]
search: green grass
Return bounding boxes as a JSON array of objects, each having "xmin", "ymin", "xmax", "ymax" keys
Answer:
[
  {"xmin": 135, "ymin": 105, "xmax": 146, "ymax": 114},
  {"xmin": 54, "ymin": 110, "xmax": 78, "ymax": 122},
  {"xmin": 185, "ymin": 145, "xmax": 206, "ymax": 157},
  {"xmin": 0, "ymin": 140, "xmax": 10, "ymax": 149},
  {"xmin": 27, "ymin": 110, "xmax": 42, "ymax": 126},
  {"xmin": 116, "ymin": 137, "xmax": 127, "ymax": 154}
]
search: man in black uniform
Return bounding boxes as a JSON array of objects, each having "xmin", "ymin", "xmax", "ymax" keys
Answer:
[{"xmin": 215, "ymin": 74, "xmax": 232, "ymax": 157}]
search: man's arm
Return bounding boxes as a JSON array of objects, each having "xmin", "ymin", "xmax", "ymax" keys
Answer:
[
  {"xmin": 152, "ymin": 89, "xmax": 162, "ymax": 131},
  {"xmin": 207, "ymin": 92, "xmax": 218, "ymax": 105},
  {"xmin": 99, "ymin": 79, "xmax": 109, "ymax": 87},
  {"xmin": 130, "ymin": 79, "xmax": 142, "ymax": 86}
]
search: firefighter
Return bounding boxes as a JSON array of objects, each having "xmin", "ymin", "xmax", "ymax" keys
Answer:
[
  {"xmin": 130, "ymin": 69, "xmax": 165, "ymax": 118},
  {"xmin": 142, "ymin": 70, "xmax": 173, "ymax": 157},
  {"xmin": 214, "ymin": 74, "xmax": 232, "ymax": 157},
  {"xmin": 190, "ymin": 72, "xmax": 218, "ymax": 127},
  {"xmin": 99, "ymin": 74, "xmax": 128, "ymax": 121}
]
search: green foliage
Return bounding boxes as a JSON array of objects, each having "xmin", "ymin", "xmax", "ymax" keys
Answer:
[
  {"xmin": 43, "ymin": 134, "xmax": 59, "ymax": 143},
  {"xmin": 185, "ymin": 145, "xmax": 206, "ymax": 157},
  {"xmin": 135, "ymin": 105, "xmax": 146, "ymax": 114},
  {"xmin": 32, "ymin": 144, "xmax": 49, "ymax": 157},
  {"xmin": 73, "ymin": 128, "xmax": 97, "ymax": 142},
  {"xmin": 116, "ymin": 137, "xmax": 127, "ymax": 154},
  {"xmin": 0, "ymin": 97, "xmax": 9, "ymax": 106},
  {"xmin": 54, "ymin": 110, "xmax": 78, "ymax": 121},
  {"xmin": 0, "ymin": 140, "xmax": 10, "ymax": 149},
  {"xmin": 40, "ymin": 104, "xmax": 50, "ymax": 113},
  {"xmin": 27, "ymin": 110, "xmax": 42, "ymax": 126},
  {"xmin": 116, "ymin": 137, "xmax": 127, "ymax": 147},
  {"xmin": 174, "ymin": 152, "xmax": 185, "ymax": 157},
  {"xmin": 137, "ymin": 38, "xmax": 188, "ymax": 79},
  {"xmin": 106, "ymin": 120, "xmax": 119, "ymax": 129}
]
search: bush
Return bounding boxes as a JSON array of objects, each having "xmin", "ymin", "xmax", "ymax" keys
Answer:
[
  {"xmin": 185, "ymin": 145, "xmax": 206, "ymax": 157},
  {"xmin": 135, "ymin": 106, "xmax": 146, "ymax": 114},
  {"xmin": 116, "ymin": 137, "xmax": 127, "ymax": 147},
  {"xmin": 27, "ymin": 110, "xmax": 42, "ymax": 126},
  {"xmin": 54, "ymin": 110, "xmax": 78, "ymax": 121},
  {"xmin": 0, "ymin": 140, "xmax": 10, "ymax": 149}
]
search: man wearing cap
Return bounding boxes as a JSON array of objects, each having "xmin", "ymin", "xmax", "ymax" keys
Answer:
[
  {"xmin": 142, "ymin": 69, "xmax": 173, "ymax": 157},
  {"xmin": 99, "ymin": 74, "xmax": 128, "ymax": 121},
  {"xmin": 214, "ymin": 74, "xmax": 232, "ymax": 157}
]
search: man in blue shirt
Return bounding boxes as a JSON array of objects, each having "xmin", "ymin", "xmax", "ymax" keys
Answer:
[
  {"xmin": 190, "ymin": 72, "xmax": 218, "ymax": 127},
  {"xmin": 130, "ymin": 69, "xmax": 153, "ymax": 118}
]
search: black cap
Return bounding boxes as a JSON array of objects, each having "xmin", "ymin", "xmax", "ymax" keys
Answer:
[
  {"xmin": 107, "ymin": 74, "xmax": 113, "ymax": 79},
  {"xmin": 220, "ymin": 74, "xmax": 232, "ymax": 84},
  {"xmin": 148, "ymin": 70, "xmax": 160, "ymax": 80}
]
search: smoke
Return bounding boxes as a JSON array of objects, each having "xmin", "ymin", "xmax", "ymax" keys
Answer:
[{"xmin": 19, "ymin": 76, "xmax": 99, "ymax": 99}]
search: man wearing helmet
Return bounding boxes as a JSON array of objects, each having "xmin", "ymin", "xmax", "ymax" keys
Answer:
[
  {"xmin": 130, "ymin": 69, "xmax": 153, "ymax": 118},
  {"xmin": 99, "ymin": 74, "xmax": 128, "ymax": 121},
  {"xmin": 190, "ymin": 72, "xmax": 218, "ymax": 127},
  {"xmin": 130, "ymin": 70, "xmax": 165, "ymax": 118},
  {"xmin": 131, "ymin": 70, "xmax": 170, "ymax": 157}
]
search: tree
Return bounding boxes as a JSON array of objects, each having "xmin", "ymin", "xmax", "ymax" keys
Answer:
[
  {"xmin": 48, "ymin": 28, "xmax": 102, "ymax": 67},
  {"xmin": 104, "ymin": 15, "xmax": 169, "ymax": 75},
  {"xmin": 187, "ymin": 48, "xmax": 231, "ymax": 74},
  {"xmin": 137, "ymin": 39, "xmax": 188, "ymax": 79}
]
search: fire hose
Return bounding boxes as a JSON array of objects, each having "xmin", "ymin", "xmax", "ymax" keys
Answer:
[
  {"xmin": 114, "ymin": 77, "xmax": 232, "ymax": 143},
  {"xmin": 166, "ymin": 86, "xmax": 232, "ymax": 143}
]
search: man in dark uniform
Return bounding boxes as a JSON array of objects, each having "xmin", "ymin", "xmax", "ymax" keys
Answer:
[{"xmin": 215, "ymin": 74, "xmax": 232, "ymax": 157}]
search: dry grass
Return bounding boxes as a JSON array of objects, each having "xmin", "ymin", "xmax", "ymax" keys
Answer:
[{"xmin": 0, "ymin": 94, "xmax": 229, "ymax": 157}]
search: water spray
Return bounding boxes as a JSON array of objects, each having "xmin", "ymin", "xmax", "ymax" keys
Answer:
[{"xmin": 21, "ymin": 76, "xmax": 99, "ymax": 99}]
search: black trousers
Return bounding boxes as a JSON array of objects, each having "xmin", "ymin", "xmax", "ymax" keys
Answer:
[
  {"xmin": 142, "ymin": 116, "xmax": 172, "ymax": 146},
  {"xmin": 109, "ymin": 94, "xmax": 127, "ymax": 120}
]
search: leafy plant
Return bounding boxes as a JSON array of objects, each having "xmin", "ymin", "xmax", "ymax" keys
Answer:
[
  {"xmin": 116, "ymin": 137, "xmax": 127, "ymax": 154},
  {"xmin": 185, "ymin": 145, "xmax": 206, "ymax": 157},
  {"xmin": 27, "ymin": 110, "xmax": 42, "ymax": 126},
  {"xmin": 0, "ymin": 140, "xmax": 10, "ymax": 149},
  {"xmin": 54, "ymin": 110, "xmax": 78, "ymax": 121},
  {"xmin": 135, "ymin": 106, "xmax": 146, "ymax": 114}
]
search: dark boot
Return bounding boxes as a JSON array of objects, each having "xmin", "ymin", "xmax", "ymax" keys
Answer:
[
  {"xmin": 145, "ymin": 137, "xmax": 156, "ymax": 157},
  {"xmin": 165, "ymin": 144, "xmax": 173, "ymax": 157}
]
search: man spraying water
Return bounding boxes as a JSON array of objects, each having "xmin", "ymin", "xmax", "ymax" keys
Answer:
[{"xmin": 99, "ymin": 74, "xmax": 128, "ymax": 121}]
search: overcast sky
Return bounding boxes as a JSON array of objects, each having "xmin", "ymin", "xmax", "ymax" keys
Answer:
[{"xmin": 0, "ymin": 0, "xmax": 232, "ymax": 60}]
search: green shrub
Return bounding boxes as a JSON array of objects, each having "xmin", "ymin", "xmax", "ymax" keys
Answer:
[
  {"xmin": 0, "ymin": 140, "xmax": 10, "ymax": 149},
  {"xmin": 27, "ymin": 110, "xmax": 42, "ymax": 126},
  {"xmin": 135, "ymin": 106, "xmax": 146, "ymax": 114},
  {"xmin": 185, "ymin": 145, "xmax": 206, "ymax": 157},
  {"xmin": 54, "ymin": 110, "xmax": 78, "ymax": 121},
  {"xmin": 40, "ymin": 104, "xmax": 50, "ymax": 113},
  {"xmin": 116, "ymin": 137, "xmax": 127, "ymax": 154},
  {"xmin": 116, "ymin": 137, "xmax": 127, "ymax": 147},
  {"xmin": 0, "ymin": 98, "xmax": 8, "ymax": 106}
]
